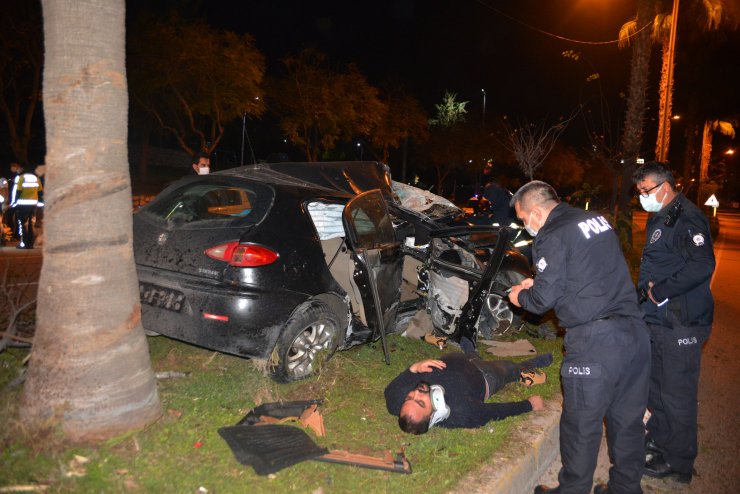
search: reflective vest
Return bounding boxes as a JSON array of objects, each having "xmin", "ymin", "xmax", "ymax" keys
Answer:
[{"xmin": 11, "ymin": 173, "xmax": 42, "ymax": 206}]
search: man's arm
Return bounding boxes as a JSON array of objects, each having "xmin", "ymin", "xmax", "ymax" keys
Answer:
[
  {"xmin": 509, "ymin": 234, "xmax": 567, "ymax": 315},
  {"xmin": 384, "ymin": 360, "xmax": 445, "ymax": 416},
  {"xmin": 650, "ymin": 215, "xmax": 715, "ymax": 301},
  {"xmin": 449, "ymin": 396, "xmax": 542, "ymax": 428}
]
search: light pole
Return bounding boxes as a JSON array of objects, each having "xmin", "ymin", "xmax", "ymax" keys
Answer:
[
  {"xmin": 481, "ymin": 89, "xmax": 486, "ymax": 128},
  {"xmin": 357, "ymin": 142, "xmax": 363, "ymax": 161}
]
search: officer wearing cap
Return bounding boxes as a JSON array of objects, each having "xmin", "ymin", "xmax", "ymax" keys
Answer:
[
  {"xmin": 632, "ymin": 162, "xmax": 715, "ymax": 485},
  {"xmin": 508, "ymin": 181, "xmax": 650, "ymax": 494}
]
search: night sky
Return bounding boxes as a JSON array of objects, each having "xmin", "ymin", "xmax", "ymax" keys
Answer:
[
  {"xmin": 202, "ymin": 0, "xmax": 640, "ymax": 116},
  {"xmin": 180, "ymin": 0, "xmax": 739, "ymax": 161}
]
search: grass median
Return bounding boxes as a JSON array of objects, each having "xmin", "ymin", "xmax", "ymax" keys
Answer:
[{"xmin": 1, "ymin": 331, "xmax": 563, "ymax": 493}]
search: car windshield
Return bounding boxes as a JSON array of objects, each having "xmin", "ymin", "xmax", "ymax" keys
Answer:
[{"xmin": 145, "ymin": 183, "xmax": 263, "ymax": 225}]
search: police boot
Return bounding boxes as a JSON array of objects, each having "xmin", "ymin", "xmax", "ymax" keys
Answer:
[
  {"xmin": 16, "ymin": 219, "xmax": 26, "ymax": 249},
  {"xmin": 644, "ymin": 455, "xmax": 692, "ymax": 484},
  {"xmin": 645, "ymin": 437, "xmax": 662, "ymax": 462},
  {"xmin": 534, "ymin": 486, "xmax": 559, "ymax": 494},
  {"xmin": 593, "ymin": 484, "xmax": 610, "ymax": 494}
]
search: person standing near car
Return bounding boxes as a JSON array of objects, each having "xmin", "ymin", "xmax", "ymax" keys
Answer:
[
  {"xmin": 632, "ymin": 161, "xmax": 715, "ymax": 485},
  {"xmin": 508, "ymin": 180, "xmax": 650, "ymax": 494},
  {"xmin": 10, "ymin": 166, "xmax": 43, "ymax": 249},
  {"xmin": 481, "ymin": 160, "xmax": 515, "ymax": 225},
  {"xmin": 4, "ymin": 162, "xmax": 23, "ymax": 240},
  {"xmin": 192, "ymin": 151, "xmax": 210, "ymax": 175}
]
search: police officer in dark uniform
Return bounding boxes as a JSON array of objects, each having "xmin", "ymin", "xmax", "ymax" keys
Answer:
[
  {"xmin": 480, "ymin": 160, "xmax": 515, "ymax": 225},
  {"xmin": 632, "ymin": 162, "xmax": 715, "ymax": 485},
  {"xmin": 508, "ymin": 181, "xmax": 650, "ymax": 494}
]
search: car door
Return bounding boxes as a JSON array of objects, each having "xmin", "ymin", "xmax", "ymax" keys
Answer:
[{"xmin": 342, "ymin": 189, "xmax": 403, "ymax": 363}]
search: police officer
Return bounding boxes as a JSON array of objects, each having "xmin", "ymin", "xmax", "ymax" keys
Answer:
[
  {"xmin": 10, "ymin": 168, "xmax": 43, "ymax": 249},
  {"xmin": 480, "ymin": 160, "xmax": 515, "ymax": 225},
  {"xmin": 632, "ymin": 162, "xmax": 715, "ymax": 485},
  {"xmin": 508, "ymin": 181, "xmax": 650, "ymax": 494}
]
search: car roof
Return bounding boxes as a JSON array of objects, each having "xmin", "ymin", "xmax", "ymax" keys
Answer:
[{"xmin": 217, "ymin": 161, "xmax": 392, "ymax": 199}]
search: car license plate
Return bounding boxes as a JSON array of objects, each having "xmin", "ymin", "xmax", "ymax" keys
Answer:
[{"xmin": 139, "ymin": 283, "xmax": 185, "ymax": 312}]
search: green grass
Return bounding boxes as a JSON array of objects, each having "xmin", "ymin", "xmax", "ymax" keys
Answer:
[{"xmin": 1, "ymin": 332, "xmax": 563, "ymax": 493}]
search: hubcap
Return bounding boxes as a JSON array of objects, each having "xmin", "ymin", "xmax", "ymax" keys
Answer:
[
  {"xmin": 485, "ymin": 294, "xmax": 515, "ymax": 335},
  {"xmin": 286, "ymin": 321, "xmax": 334, "ymax": 378}
]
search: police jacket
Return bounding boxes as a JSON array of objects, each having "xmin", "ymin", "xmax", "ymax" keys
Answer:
[
  {"xmin": 517, "ymin": 203, "xmax": 640, "ymax": 328},
  {"xmin": 638, "ymin": 193, "xmax": 715, "ymax": 328},
  {"xmin": 384, "ymin": 353, "xmax": 532, "ymax": 428}
]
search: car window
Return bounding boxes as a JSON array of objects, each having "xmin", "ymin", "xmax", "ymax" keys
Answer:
[
  {"xmin": 344, "ymin": 190, "xmax": 396, "ymax": 250},
  {"xmin": 144, "ymin": 183, "xmax": 264, "ymax": 225}
]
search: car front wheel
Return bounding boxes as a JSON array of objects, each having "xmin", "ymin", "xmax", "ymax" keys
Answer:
[{"xmin": 272, "ymin": 302, "xmax": 339, "ymax": 382}]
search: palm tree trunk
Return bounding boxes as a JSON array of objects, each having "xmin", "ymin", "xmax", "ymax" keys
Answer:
[
  {"xmin": 619, "ymin": 0, "xmax": 657, "ymax": 240},
  {"xmin": 22, "ymin": 0, "xmax": 160, "ymax": 442},
  {"xmin": 698, "ymin": 120, "xmax": 713, "ymax": 203}
]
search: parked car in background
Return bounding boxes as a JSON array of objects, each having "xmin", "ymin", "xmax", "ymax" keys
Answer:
[{"xmin": 134, "ymin": 162, "xmax": 531, "ymax": 381}]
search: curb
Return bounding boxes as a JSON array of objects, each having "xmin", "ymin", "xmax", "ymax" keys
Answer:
[{"xmin": 448, "ymin": 394, "xmax": 562, "ymax": 494}]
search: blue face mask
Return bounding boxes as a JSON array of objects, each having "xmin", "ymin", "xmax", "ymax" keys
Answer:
[
  {"xmin": 525, "ymin": 211, "xmax": 539, "ymax": 237},
  {"xmin": 639, "ymin": 183, "xmax": 665, "ymax": 212}
]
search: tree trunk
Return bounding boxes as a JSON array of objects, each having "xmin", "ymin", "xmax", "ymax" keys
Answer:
[
  {"xmin": 22, "ymin": 0, "xmax": 161, "ymax": 442},
  {"xmin": 654, "ymin": 40, "xmax": 673, "ymax": 162},
  {"xmin": 619, "ymin": 0, "xmax": 657, "ymax": 240},
  {"xmin": 697, "ymin": 119, "xmax": 713, "ymax": 204}
]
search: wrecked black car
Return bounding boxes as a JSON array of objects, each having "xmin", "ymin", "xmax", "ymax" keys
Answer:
[{"xmin": 133, "ymin": 162, "xmax": 531, "ymax": 382}]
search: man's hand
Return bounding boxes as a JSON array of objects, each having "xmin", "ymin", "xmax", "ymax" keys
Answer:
[
  {"xmin": 647, "ymin": 281, "xmax": 660, "ymax": 304},
  {"xmin": 508, "ymin": 278, "xmax": 533, "ymax": 307},
  {"xmin": 409, "ymin": 359, "xmax": 446, "ymax": 373},
  {"xmin": 528, "ymin": 395, "xmax": 544, "ymax": 411}
]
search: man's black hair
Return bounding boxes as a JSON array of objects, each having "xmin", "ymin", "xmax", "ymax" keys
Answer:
[
  {"xmin": 398, "ymin": 413, "xmax": 430, "ymax": 435},
  {"xmin": 510, "ymin": 180, "xmax": 559, "ymax": 209},
  {"xmin": 631, "ymin": 161, "xmax": 676, "ymax": 189},
  {"xmin": 192, "ymin": 151, "xmax": 210, "ymax": 164}
]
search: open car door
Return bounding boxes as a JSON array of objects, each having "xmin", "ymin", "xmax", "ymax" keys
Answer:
[{"xmin": 343, "ymin": 189, "xmax": 403, "ymax": 364}]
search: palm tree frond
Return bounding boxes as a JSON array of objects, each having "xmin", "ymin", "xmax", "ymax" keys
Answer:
[
  {"xmin": 652, "ymin": 13, "xmax": 672, "ymax": 41},
  {"xmin": 702, "ymin": 0, "xmax": 723, "ymax": 30},
  {"xmin": 618, "ymin": 18, "xmax": 637, "ymax": 49},
  {"xmin": 714, "ymin": 120, "xmax": 736, "ymax": 138}
]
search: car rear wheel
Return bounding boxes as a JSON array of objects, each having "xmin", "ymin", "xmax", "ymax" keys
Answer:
[
  {"xmin": 272, "ymin": 302, "xmax": 340, "ymax": 382},
  {"xmin": 478, "ymin": 294, "xmax": 518, "ymax": 338}
]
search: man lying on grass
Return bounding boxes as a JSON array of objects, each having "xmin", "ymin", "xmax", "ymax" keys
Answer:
[{"xmin": 384, "ymin": 337, "xmax": 550, "ymax": 434}]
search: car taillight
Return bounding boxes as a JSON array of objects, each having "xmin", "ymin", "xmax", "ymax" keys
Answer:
[{"xmin": 204, "ymin": 242, "xmax": 278, "ymax": 267}]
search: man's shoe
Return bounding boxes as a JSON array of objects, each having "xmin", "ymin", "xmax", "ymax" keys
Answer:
[
  {"xmin": 644, "ymin": 455, "xmax": 692, "ymax": 484},
  {"xmin": 593, "ymin": 484, "xmax": 610, "ymax": 494},
  {"xmin": 520, "ymin": 369, "xmax": 546, "ymax": 386},
  {"xmin": 534, "ymin": 486, "xmax": 559, "ymax": 494}
]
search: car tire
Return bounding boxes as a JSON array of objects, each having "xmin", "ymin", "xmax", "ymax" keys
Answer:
[{"xmin": 271, "ymin": 301, "xmax": 340, "ymax": 383}]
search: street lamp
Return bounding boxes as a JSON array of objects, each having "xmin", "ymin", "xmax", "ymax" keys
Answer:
[
  {"xmin": 726, "ymin": 148, "xmax": 735, "ymax": 155},
  {"xmin": 481, "ymin": 89, "xmax": 486, "ymax": 128},
  {"xmin": 357, "ymin": 142, "xmax": 363, "ymax": 161}
]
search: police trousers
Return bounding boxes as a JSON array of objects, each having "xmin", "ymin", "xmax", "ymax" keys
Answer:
[
  {"xmin": 646, "ymin": 323, "xmax": 710, "ymax": 474},
  {"xmin": 557, "ymin": 317, "xmax": 650, "ymax": 494}
]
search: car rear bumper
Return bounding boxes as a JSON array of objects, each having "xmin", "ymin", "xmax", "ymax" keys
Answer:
[{"xmin": 137, "ymin": 266, "xmax": 309, "ymax": 359}]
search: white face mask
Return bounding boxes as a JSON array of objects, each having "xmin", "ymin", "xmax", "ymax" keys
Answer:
[
  {"xmin": 197, "ymin": 166, "xmax": 210, "ymax": 175},
  {"xmin": 525, "ymin": 211, "xmax": 539, "ymax": 237},
  {"xmin": 639, "ymin": 183, "xmax": 665, "ymax": 212}
]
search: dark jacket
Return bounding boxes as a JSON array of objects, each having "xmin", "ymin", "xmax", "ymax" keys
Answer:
[
  {"xmin": 384, "ymin": 353, "xmax": 532, "ymax": 429},
  {"xmin": 638, "ymin": 193, "xmax": 715, "ymax": 327},
  {"xmin": 517, "ymin": 203, "xmax": 640, "ymax": 328}
]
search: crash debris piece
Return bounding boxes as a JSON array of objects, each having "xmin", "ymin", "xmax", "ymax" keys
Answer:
[
  {"xmin": 299, "ymin": 404, "xmax": 326, "ymax": 437},
  {"xmin": 480, "ymin": 338, "xmax": 537, "ymax": 357},
  {"xmin": 220, "ymin": 401, "xmax": 412, "ymax": 475}
]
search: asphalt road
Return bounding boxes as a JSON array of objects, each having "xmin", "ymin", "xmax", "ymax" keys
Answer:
[{"xmin": 537, "ymin": 211, "xmax": 740, "ymax": 494}]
